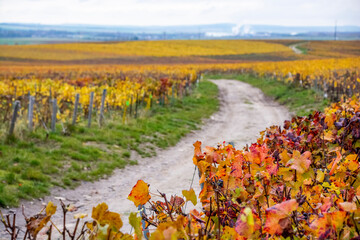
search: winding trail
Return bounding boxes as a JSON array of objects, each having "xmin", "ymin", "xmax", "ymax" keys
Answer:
[
  {"xmin": 289, "ymin": 42, "xmax": 305, "ymax": 54},
  {"xmin": 1, "ymin": 80, "xmax": 290, "ymax": 236}
]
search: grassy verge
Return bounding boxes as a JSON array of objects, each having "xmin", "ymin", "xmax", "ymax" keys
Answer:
[
  {"xmin": 206, "ymin": 74, "xmax": 328, "ymax": 116},
  {"xmin": 0, "ymin": 81, "xmax": 219, "ymax": 207}
]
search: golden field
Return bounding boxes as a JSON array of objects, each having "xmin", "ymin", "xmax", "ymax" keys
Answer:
[{"xmin": 0, "ymin": 39, "xmax": 293, "ymax": 61}]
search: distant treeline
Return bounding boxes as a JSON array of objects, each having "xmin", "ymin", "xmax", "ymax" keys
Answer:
[
  {"xmin": 1, "ymin": 23, "xmax": 360, "ymax": 44},
  {"xmin": 0, "ymin": 28, "xmax": 206, "ymax": 42}
]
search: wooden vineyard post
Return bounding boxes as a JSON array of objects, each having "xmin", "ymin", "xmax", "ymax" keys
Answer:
[
  {"xmin": 171, "ymin": 85, "xmax": 175, "ymax": 106},
  {"xmin": 159, "ymin": 92, "xmax": 163, "ymax": 106},
  {"xmin": 141, "ymin": 93, "xmax": 146, "ymax": 108},
  {"xmin": 13, "ymin": 86, "xmax": 17, "ymax": 108},
  {"xmin": 135, "ymin": 94, "xmax": 138, "ymax": 119},
  {"xmin": 179, "ymin": 84, "xmax": 183, "ymax": 99},
  {"xmin": 51, "ymin": 99, "xmax": 57, "ymax": 132},
  {"xmin": 9, "ymin": 100, "xmax": 20, "ymax": 136},
  {"xmin": 28, "ymin": 96, "xmax": 35, "ymax": 131},
  {"xmin": 99, "ymin": 89, "xmax": 107, "ymax": 126},
  {"xmin": 88, "ymin": 92, "xmax": 94, "ymax": 128},
  {"xmin": 138, "ymin": 204, "xmax": 149, "ymax": 240},
  {"xmin": 130, "ymin": 95, "xmax": 133, "ymax": 117},
  {"xmin": 72, "ymin": 93, "xmax": 80, "ymax": 125}
]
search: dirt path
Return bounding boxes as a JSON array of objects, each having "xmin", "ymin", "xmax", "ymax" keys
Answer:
[
  {"xmin": 289, "ymin": 43, "xmax": 305, "ymax": 54},
  {"xmin": 1, "ymin": 80, "xmax": 290, "ymax": 237}
]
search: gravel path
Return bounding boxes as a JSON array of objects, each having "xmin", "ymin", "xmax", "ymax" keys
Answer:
[
  {"xmin": 289, "ymin": 43, "xmax": 304, "ymax": 54},
  {"xmin": 1, "ymin": 79, "xmax": 291, "ymax": 237}
]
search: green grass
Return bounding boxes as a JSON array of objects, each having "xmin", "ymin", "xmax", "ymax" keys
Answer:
[
  {"xmin": 0, "ymin": 81, "xmax": 219, "ymax": 207},
  {"xmin": 206, "ymin": 74, "xmax": 329, "ymax": 116}
]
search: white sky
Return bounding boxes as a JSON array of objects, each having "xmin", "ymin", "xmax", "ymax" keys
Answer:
[{"xmin": 0, "ymin": 0, "xmax": 359, "ymax": 26}]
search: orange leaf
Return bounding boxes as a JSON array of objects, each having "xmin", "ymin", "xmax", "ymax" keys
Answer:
[
  {"xmin": 264, "ymin": 199, "xmax": 298, "ymax": 235},
  {"xmin": 289, "ymin": 151, "xmax": 311, "ymax": 174},
  {"xmin": 329, "ymin": 151, "xmax": 342, "ymax": 175},
  {"xmin": 128, "ymin": 180, "xmax": 151, "ymax": 207},
  {"xmin": 231, "ymin": 153, "xmax": 243, "ymax": 178},
  {"xmin": 192, "ymin": 141, "xmax": 203, "ymax": 165}
]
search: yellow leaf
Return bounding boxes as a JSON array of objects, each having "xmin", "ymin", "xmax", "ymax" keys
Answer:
[
  {"xmin": 316, "ymin": 170, "xmax": 325, "ymax": 182},
  {"xmin": 45, "ymin": 201, "xmax": 57, "ymax": 216},
  {"xmin": 91, "ymin": 202, "xmax": 123, "ymax": 230},
  {"xmin": 279, "ymin": 150, "xmax": 291, "ymax": 165},
  {"xmin": 92, "ymin": 202, "xmax": 108, "ymax": 221},
  {"xmin": 278, "ymin": 167, "xmax": 294, "ymax": 181},
  {"xmin": 182, "ymin": 188, "xmax": 197, "ymax": 206}
]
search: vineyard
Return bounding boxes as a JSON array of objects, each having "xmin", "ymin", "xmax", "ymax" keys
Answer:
[
  {"xmin": 0, "ymin": 66, "xmax": 199, "ymax": 134},
  {"xmin": 1, "ymin": 97, "xmax": 359, "ymax": 239},
  {"xmin": 0, "ymin": 39, "xmax": 360, "ymax": 239},
  {"xmin": 0, "ymin": 57, "xmax": 359, "ymax": 133},
  {"xmin": 0, "ymin": 40, "xmax": 293, "ymax": 61}
]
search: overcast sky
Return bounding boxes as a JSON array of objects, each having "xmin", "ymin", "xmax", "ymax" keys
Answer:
[{"xmin": 0, "ymin": 0, "xmax": 359, "ymax": 26}]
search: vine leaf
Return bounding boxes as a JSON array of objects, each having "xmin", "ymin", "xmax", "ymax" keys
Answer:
[
  {"xmin": 329, "ymin": 151, "xmax": 342, "ymax": 175},
  {"xmin": 129, "ymin": 212, "xmax": 143, "ymax": 239},
  {"xmin": 182, "ymin": 188, "xmax": 197, "ymax": 206},
  {"xmin": 26, "ymin": 201, "xmax": 57, "ymax": 238},
  {"xmin": 45, "ymin": 201, "xmax": 57, "ymax": 216},
  {"xmin": 235, "ymin": 207, "xmax": 261, "ymax": 238},
  {"xmin": 338, "ymin": 202, "xmax": 357, "ymax": 212},
  {"xmin": 128, "ymin": 180, "xmax": 151, "ymax": 207},
  {"xmin": 288, "ymin": 150, "xmax": 311, "ymax": 174},
  {"xmin": 264, "ymin": 199, "xmax": 298, "ymax": 235},
  {"xmin": 92, "ymin": 202, "xmax": 123, "ymax": 230}
]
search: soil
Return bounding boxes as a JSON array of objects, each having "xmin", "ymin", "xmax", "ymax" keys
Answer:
[{"xmin": 1, "ymin": 79, "xmax": 290, "ymax": 238}]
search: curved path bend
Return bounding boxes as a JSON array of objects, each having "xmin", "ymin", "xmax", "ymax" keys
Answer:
[{"xmin": 2, "ymin": 80, "xmax": 291, "ymax": 236}]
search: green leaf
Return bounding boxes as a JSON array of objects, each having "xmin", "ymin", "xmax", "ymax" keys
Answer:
[{"xmin": 129, "ymin": 212, "xmax": 143, "ymax": 239}]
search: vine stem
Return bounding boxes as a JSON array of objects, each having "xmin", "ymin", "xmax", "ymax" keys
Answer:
[
  {"xmin": 352, "ymin": 213, "xmax": 360, "ymax": 236},
  {"xmin": 159, "ymin": 191, "xmax": 175, "ymax": 221},
  {"xmin": 204, "ymin": 197, "xmax": 212, "ymax": 237},
  {"xmin": 215, "ymin": 191, "xmax": 221, "ymax": 240}
]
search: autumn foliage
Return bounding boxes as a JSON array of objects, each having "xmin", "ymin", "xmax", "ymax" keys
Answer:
[
  {"xmin": 126, "ymin": 98, "xmax": 360, "ymax": 239},
  {"xmin": 1, "ymin": 98, "xmax": 359, "ymax": 239}
]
